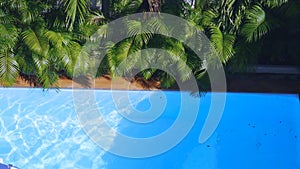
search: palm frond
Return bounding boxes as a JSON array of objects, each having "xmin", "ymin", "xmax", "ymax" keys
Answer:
[
  {"xmin": 241, "ymin": 5, "xmax": 270, "ymax": 42},
  {"xmin": 113, "ymin": 0, "xmax": 142, "ymax": 16},
  {"xmin": 202, "ymin": 9, "xmax": 218, "ymax": 27},
  {"xmin": 32, "ymin": 53, "xmax": 49, "ymax": 72},
  {"xmin": 72, "ymin": 46, "xmax": 91, "ymax": 77},
  {"xmin": 263, "ymin": 0, "xmax": 288, "ymax": 8},
  {"xmin": 159, "ymin": 72, "xmax": 175, "ymax": 88},
  {"xmin": 19, "ymin": 7, "xmax": 34, "ymax": 24},
  {"xmin": 146, "ymin": 18, "xmax": 169, "ymax": 36},
  {"xmin": 38, "ymin": 66, "xmax": 59, "ymax": 88},
  {"xmin": 209, "ymin": 26, "xmax": 235, "ymax": 63},
  {"xmin": 0, "ymin": 10, "xmax": 14, "ymax": 24},
  {"xmin": 0, "ymin": 49, "xmax": 19, "ymax": 86},
  {"xmin": 22, "ymin": 28, "xmax": 49, "ymax": 56},
  {"xmin": 45, "ymin": 30, "xmax": 81, "ymax": 77},
  {"xmin": 87, "ymin": 11, "xmax": 105, "ymax": 25},
  {"xmin": 0, "ymin": 23, "xmax": 19, "ymax": 49},
  {"xmin": 45, "ymin": 31, "xmax": 64, "ymax": 49},
  {"xmin": 106, "ymin": 39, "xmax": 140, "ymax": 76},
  {"xmin": 93, "ymin": 24, "xmax": 109, "ymax": 42},
  {"xmin": 140, "ymin": 68, "xmax": 155, "ymax": 80},
  {"xmin": 63, "ymin": 0, "xmax": 89, "ymax": 31},
  {"xmin": 6, "ymin": 0, "xmax": 27, "ymax": 10},
  {"xmin": 125, "ymin": 19, "xmax": 153, "ymax": 44},
  {"xmin": 65, "ymin": 41, "xmax": 82, "ymax": 76}
]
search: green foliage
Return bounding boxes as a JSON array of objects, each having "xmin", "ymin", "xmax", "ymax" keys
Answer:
[
  {"xmin": 0, "ymin": 0, "xmax": 93, "ymax": 87},
  {"xmin": 22, "ymin": 28, "xmax": 49, "ymax": 56},
  {"xmin": 0, "ymin": 0, "xmax": 295, "ymax": 89},
  {"xmin": 263, "ymin": 0, "xmax": 288, "ymax": 8},
  {"xmin": 241, "ymin": 5, "xmax": 270, "ymax": 42},
  {"xmin": 183, "ymin": 0, "xmax": 293, "ymax": 72},
  {"xmin": 0, "ymin": 49, "xmax": 19, "ymax": 86},
  {"xmin": 63, "ymin": 0, "xmax": 89, "ymax": 31},
  {"xmin": 209, "ymin": 26, "xmax": 235, "ymax": 63},
  {"xmin": 112, "ymin": 0, "xmax": 142, "ymax": 17}
]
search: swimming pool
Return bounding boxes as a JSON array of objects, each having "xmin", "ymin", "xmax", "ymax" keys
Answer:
[{"xmin": 0, "ymin": 88, "xmax": 299, "ymax": 169}]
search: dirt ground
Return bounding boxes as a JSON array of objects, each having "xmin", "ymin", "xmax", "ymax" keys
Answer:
[{"xmin": 4, "ymin": 73, "xmax": 300, "ymax": 94}]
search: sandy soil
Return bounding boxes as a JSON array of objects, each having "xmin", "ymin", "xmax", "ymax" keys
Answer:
[
  {"xmin": 8, "ymin": 75, "xmax": 160, "ymax": 90},
  {"xmin": 2, "ymin": 74, "xmax": 300, "ymax": 94}
]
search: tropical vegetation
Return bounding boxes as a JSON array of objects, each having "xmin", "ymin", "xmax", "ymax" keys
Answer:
[{"xmin": 0, "ymin": 0, "xmax": 298, "ymax": 89}]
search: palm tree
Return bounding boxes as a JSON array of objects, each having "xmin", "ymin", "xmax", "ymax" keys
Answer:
[
  {"xmin": 0, "ymin": 8, "xmax": 19, "ymax": 86},
  {"xmin": 183, "ymin": 0, "xmax": 290, "ymax": 69},
  {"xmin": 93, "ymin": 12, "xmax": 206, "ymax": 89},
  {"xmin": 0, "ymin": 0, "xmax": 95, "ymax": 87},
  {"xmin": 90, "ymin": 0, "xmax": 290, "ymax": 89},
  {"xmin": 0, "ymin": 0, "xmax": 293, "ymax": 88}
]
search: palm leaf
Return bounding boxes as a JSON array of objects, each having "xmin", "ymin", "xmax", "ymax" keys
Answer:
[
  {"xmin": 63, "ymin": 0, "xmax": 88, "ymax": 31},
  {"xmin": 4, "ymin": 0, "xmax": 27, "ymax": 10},
  {"xmin": 263, "ymin": 0, "xmax": 288, "ymax": 8},
  {"xmin": 146, "ymin": 18, "xmax": 169, "ymax": 36},
  {"xmin": 45, "ymin": 31, "xmax": 64, "ymax": 49},
  {"xmin": 209, "ymin": 26, "xmax": 235, "ymax": 63},
  {"xmin": 159, "ymin": 72, "xmax": 175, "ymax": 88},
  {"xmin": 241, "ymin": 5, "xmax": 270, "ymax": 42},
  {"xmin": 140, "ymin": 68, "xmax": 156, "ymax": 80},
  {"xmin": 106, "ymin": 39, "xmax": 139, "ymax": 76},
  {"xmin": 93, "ymin": 24, "xmax": 109, "ymax": 42},
  {"xmin": 87, "ymin": 12, "xmax": 105, "ymax": 25},
  {"xmin": 113, "ymin": 0, "xmax": 142, "ymax": 16},
  {"xmin": 202, "ymin": 9, "xmax": 218, "ymax": 27},
  {"xmin": 0, "ymin": 10, "xmax": 14, "ymax": 24},
  {"xmin": 0, "ymin": 23, "xmax": 19, "ymax": 49},
  {"xmin": 32, "ymin": 53, "xmax": 49, "ymax": 72},
  {"xmin": 0, "ymin": 49, "xmax": 19, "ymax": 86},
  {"xmin": 22, "ymin": 28, "xmax": 47, "ymax": 56},
  {"xmin": 64, "ymin": 41, "xmax": 82, "ymax": 76},
  {"xmin": 45, "ymin": 31, "xmax": 81, "ymax": 77},
  {"xmin": 126, "ymin": 19, "xmax": 153, "ymax": 44},
  {"xmin": 72, "ymin": 45, "xmax": 91, "ymax": 76},
  {"xmin": 19, "ymin": 7, "xmax": 34, "ymax": 24},
  {"xmin": 38, "ymin": 66, "xmax": 59, "ymax": 88}
]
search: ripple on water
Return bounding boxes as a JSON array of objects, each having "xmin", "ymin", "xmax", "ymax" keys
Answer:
[
  {"xmin": 17, "ymin": 116, "xmax": 33, "ymax": 129},
  {"xmin": 0, "ymin": 89, "xmax": 148, "ymax": 168},
  {"xmin": 22, "ymin": 126, "xmax": 39, "ymax": 147},
  {"xmin": 75, "ymin": 156, "xmax": 93, "ymax": 168},
  {"xmin": 1, "ymin": 110, "xmax": 18, "ymax": 131},
  {"xmin": 0, "ymin": 138, "xmax": 12, "ymax": 155}
]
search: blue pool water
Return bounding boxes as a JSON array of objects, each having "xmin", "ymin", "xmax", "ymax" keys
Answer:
[{"xmin": 0, "ymin": 88, "xmax": 299, "ymax": 169}]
